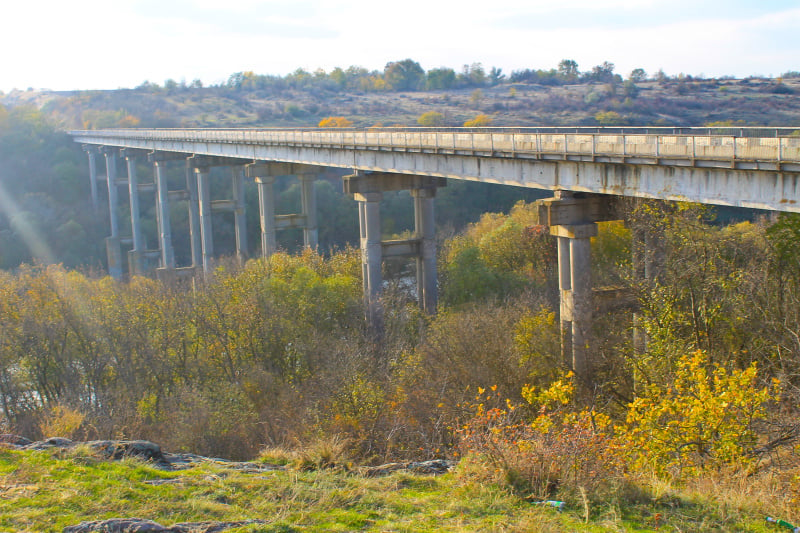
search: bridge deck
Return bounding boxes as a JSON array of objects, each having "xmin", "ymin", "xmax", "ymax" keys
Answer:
[{"xmin": 70, "ymin": 128, "xmax": 800, "ymax": 213}]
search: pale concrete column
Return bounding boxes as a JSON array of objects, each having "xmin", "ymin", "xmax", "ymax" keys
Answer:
[
  {"xmin": 104, "ymin": 151, "xmax": 120, "ymax": 238},
  {"xmin": 154, "ymin": 161, "xmax": 175, "ymax": 269},
  {"xmin": 126, "ymin": 156, "xmax": 144, "ymax": 251},
  {"xmin": 570, "ymin": 231, "xmax": 594, "ymax": 383},
  {"xmin": 104, "ymin": 151, "xmax": 123, "ymax": 280},
  {"xmin": 196, "ymin": 167, "xmax": 214, "ymax": 273},
  {"xmin": 551, "ymin": 222, "xmax": 597, "ymax": 386},
  {"xmin": 232, "ymin": 167, "xmax": 248, "ymax": 262},
  {"xmin": 255, "ymin": 176, "xmax": 277, "ymax": 257},
  {"xmin": 557, "ymin": 235, "xmax": 573, "ymax": 366},
  {"xmin": 86, "ymin": 148, "xmax": 99, "ymax": 212},
  {"xmin": 300, "ymin": 174, "xmax": 318, "ymax": 249},
  {"xmin": 412, "ymin": 188, "xmax": 438, "ymax": 314},
  {"xmin": 358, "ymin": 200, "xmax": 369, "ymax": 305},
  {"xmin": 185, "ymin": 160, "xmax": 202, "ymax": 269},
  {"xmin": 358, "ymin": 192, "xmax": 383, "ymax": 330},
  {"xmin": 125, "ymin": 155, "xmax": 145, "ymax": 275}
]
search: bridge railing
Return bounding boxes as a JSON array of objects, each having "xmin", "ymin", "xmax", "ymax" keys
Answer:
[{"xmin": 71, "ymin": 128, "xmax": 800, "ymax": 165}]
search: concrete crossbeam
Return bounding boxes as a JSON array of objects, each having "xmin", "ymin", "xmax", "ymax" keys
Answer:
[
  {"xmin": 343, "ymin": 173, "xmax": 447, "ymax": 194},
  {"xmin": 274, "ymin": 214, "xmax": 307, "ymax": 229},
  {"xmin": 381, "ymin": 239, "xmax": 421, "ymax": 258}
]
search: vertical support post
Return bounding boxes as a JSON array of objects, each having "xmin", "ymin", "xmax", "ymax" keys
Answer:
[
  {"xmin": 196, "ymin": 167, "xmax": 214, "ymax": 273},
  {"xmin": 232, "ymin": 166, "xmax": 248, "ymax": 263},
  {"xmin": 256, "ymin": 176, "xmax": 277, "ymax": 257},
  {"xmin": 412, "ymin": 188, "xmax": 438, "ymax": 314},
  {"xmin": 86, "ymin": 148, "xmax": 99, "ymax": 212},
  {"xmin": 570, "ymin": 233, "xmax": 593, "ymax": 383},
  {"xmin": 103, "ymin": 150, "xmax": 122, "ymax": 280},
  {"xmin": 154, "ymin": 161, "xmax": 175, "ymax": 269},
  {"xmin": 126, "ymin": 155, "xmax": 143, "ymax": 251},
  {"xmin": 557, "ymin": 235, "xmax": 573, "ymax": 367},
  {"xmin": 104, "ymin": 150, "xmax": 120, "ymax": 239},
  {"xmin": 300, "ymin": 174, "xmax": 318, "ymax": 249},
  {"xmin": 358, "ymin": 192, "xmax": 383, "ymax": 331},
  {"xmin": 186, "ymin": 160, "xmax": 202, "ymax": 269},
  {"xmin": 125, "ymin": 154, "xmax": 145, "ymax": 275}
]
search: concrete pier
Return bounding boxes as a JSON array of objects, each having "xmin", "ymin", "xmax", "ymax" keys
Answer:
[
  {"xmin": 245, "ymin": 162, "xmax": 321, "ymax": 257},
  {"xmin": 84, "ymin": 146, "xmax": 100, "ymax": 212},
  {"xmin": 412, "ymin": 188, "xmax": 438, "ymax": 314},
  {"xmin": 186, "ymin": 160, "xmax": 202, "ymax": 269},
  {"xmin": 102, "ymin": 149, "xmax": 123, "ymax": 279},
  {"xmin": 123, "ymin": 150, "xmax": 145, "ymax": 275},
  {"xmin": 538, "ymin": 192, "xmax": 617, "ymax": 387},
  {"xmin": 232, "ymin": 166, "xmax": 248, "ymax": 262},
  {"xmin": 254, "ymin": 176, "xmax": 277, "ymax": 257},
  {"xmin": 344, "ymin": 172, "xmax": 445, "ymax": 327},
  {"xmin": 153, "ymin": 160, "xmax": 175, "ymax": 269},
  {"xmin": 300, "ymin": 174, "xmax": 318, "ymax": 249},
  {"xmin": 195, "ymin": 166, "xmax": 214, "ymax": 273}
]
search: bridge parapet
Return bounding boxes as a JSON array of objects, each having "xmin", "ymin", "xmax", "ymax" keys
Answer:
[{"xmin": 71, "ymin": 128, "xmax": 800, "ymax": 172}]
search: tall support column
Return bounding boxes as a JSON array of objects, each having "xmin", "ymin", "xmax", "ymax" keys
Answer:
[
  {"xmin": 126, "ymin": 155, "xmax": 144, "ymax": 251},
  {"xmin": 358, "ymin": 192, "xmax": 383, "ymax": 331},
  {"xmin": 196, "ymin": 167, "xmax": 214, "ymax": 273},
  {"xmin": 550, "ymin": 223, "xmax": 597, "ymax": 384},
  {"xmin": 232, "ymin": 166, "xmax": 248, "ymax": 262},
  {"xmin": 539, "ymin": 191, "xmax": 616, "ymax": 392},
  {"xmin": 569, "ymin": 229, "xmax": 595, "ymax": 383},
  {"xmin": 255, "ymin": 176, "xmax": 277, "ymax": 258},
  {"xmin": 300, "ymin": 174, "xmax": 318, "ymax": 249},
  {"xmin": 412, "ymin": 188, "xmax": 438, "ymax": 314},
  {"xmin": 85, "ymin": 147, "xmax": 99, "ymax": 212},
  {"xmin": 154, "ymin": 161, "xmax": 175, "ymax": 269},
  {"xmin": 186, "ymin": 160, "xmax": 202, "ymax": 269},
  {"xmin": 125, "ymin": 153, "xmax": 145, "ymax": 275},
  {"xmin": 103, "ymin": 150, "xmax": 122, "ymax": 279},
  {"xmin": 557, "ymin": 235, "xmax": 573, "ymax": 366},
  {"xmin": 104, "ymin": 151, "xmax": 120, "ymax": 238}
]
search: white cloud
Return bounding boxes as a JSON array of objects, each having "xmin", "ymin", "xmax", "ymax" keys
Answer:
[{"xmin": 2, "ymin": 0, "xmax": 799, "ymax": 91}]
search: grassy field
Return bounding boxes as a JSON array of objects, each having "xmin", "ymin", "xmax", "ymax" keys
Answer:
[{"xmin": 0, "ymin": 445, "xmax": 786, "ymax": 532}]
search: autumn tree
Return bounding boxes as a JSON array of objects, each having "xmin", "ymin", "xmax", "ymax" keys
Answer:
[
  {"xmin": 558, "ymin": 59, "xmax": 579, "ymax": 81},
  {"xmin": 425, "ymin": 67, "xmax": 456, "ymax": 90},
  {"xmin": 417, "ymin": 111, "xmax": 445, "ymax": 127},
  {"xmin": 383, "ymin": 59, "xmax": 425, "ymax": 91}
]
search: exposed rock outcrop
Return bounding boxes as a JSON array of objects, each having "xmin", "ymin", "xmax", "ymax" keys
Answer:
[{"xmin": 63, "ymin": 518, "xmax": 269, "ymax": 533}]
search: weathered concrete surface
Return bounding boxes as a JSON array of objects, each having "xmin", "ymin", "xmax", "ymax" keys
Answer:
[{"xmin": 71, "ymin": 129, "xmax": 800, "ymax": 213}]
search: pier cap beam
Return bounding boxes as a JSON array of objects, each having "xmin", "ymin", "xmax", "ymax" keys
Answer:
[
  {"xmin": 188, "ymin": 155, "xmax": 251, "ymax": 169},
  {"xmin": 246, "ymin": 162, "xmax": 320, "ymax": 177},
  {"xmin": 343, "ymin": 173, "xmax": 447, "ymax": 195}
]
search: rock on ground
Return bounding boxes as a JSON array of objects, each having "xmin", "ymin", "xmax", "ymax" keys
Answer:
[{"xmin": 63, "ymin": 518, "xmax": 268, "ymax": 533}]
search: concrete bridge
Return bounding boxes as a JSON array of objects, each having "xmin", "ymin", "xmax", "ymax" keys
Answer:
[{"xmin": 70, "ymin": 126, "xmax": 800, "ymax": 386}]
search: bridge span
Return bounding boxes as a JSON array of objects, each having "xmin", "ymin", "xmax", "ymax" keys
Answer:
[{"xmin": 70, "ymin": 126, "xmax": 800, "ymax": 387}]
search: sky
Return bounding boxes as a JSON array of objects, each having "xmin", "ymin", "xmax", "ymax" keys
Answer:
[{"xmin": 2, "ymin": 0, "xmax": 799, "ymax": 92}]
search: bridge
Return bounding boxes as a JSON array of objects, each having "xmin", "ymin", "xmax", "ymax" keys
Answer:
[{"xmin": 70, "ymin": 126, "xmax": 800, "ymax": 386}]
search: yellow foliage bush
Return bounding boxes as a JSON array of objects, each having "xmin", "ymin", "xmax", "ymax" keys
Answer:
[
  {"xmin": 621, "ymin": 350, "xmax": 777, "ymax": 477},
  {"xmin": 463, "ymin": 114, "xmax": 492, "ymax": 127},
  {"xmin": 39, "ymin": 404, "xmax": 85, "ymax": 440},
  {"xmin": 318, "ymin": 116, "xmax": 353, "ymax": 128}
]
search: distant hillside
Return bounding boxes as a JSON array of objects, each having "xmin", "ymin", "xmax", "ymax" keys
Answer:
[{"xmin": 4, "ymin": 71, "xmax": 800, "ymax": 130}]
